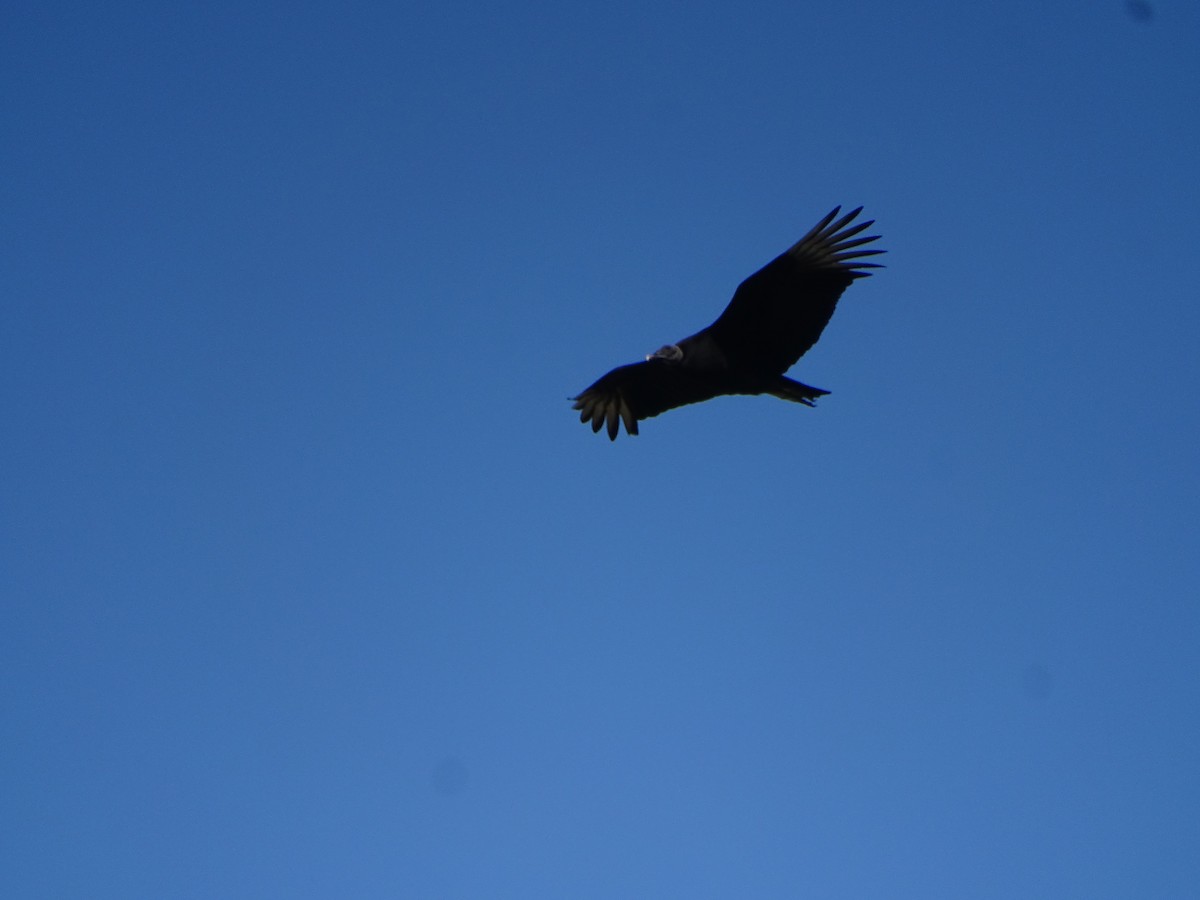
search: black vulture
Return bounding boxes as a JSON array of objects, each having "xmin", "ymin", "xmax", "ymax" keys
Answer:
[{"xmin": 572, "ymin": 206, "xmax": 885, "ymax": 439}]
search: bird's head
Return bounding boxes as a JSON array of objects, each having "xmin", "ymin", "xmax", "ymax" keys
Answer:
[{"xmin": 646, "ymin": 343, "xmax": 683, "ymax": 363}]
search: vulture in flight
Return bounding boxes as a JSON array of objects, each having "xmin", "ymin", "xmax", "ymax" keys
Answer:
[{"xmin": 572, "ymin": 205, "xmax": 885, "ymax": 439}]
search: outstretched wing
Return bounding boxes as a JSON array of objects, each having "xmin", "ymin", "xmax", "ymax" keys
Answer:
[
  {"xmin": 704, "ymin": 206, "xmax": 884, "ymax": 374},
  {"xmin": 571, "ymin": 360, "xmax": 722, "ymax": 440}
]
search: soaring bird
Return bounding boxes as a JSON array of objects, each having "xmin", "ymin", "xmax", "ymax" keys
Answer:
[{"xmin": 571, "ymin": 206, "xmax": 884, "ymax": 439}]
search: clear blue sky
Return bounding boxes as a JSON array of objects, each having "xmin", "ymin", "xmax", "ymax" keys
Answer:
[{"xmin": 3, "ymin": 1, "xmax": 1198, "ymax": 896}]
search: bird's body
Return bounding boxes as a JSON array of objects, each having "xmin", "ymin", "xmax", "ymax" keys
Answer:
[{"xmin": 572, "ymin": 206, "xmax": 885, "ymax": 439}]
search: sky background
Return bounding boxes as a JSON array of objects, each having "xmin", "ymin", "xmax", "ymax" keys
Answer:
[{"xmin": 3, "ymin": 1, "xmax": 1199, "ymax": 897}]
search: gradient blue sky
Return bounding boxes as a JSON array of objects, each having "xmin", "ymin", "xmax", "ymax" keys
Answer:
[{"xmin": 3, "ymin": 1, "xmax": 1199, "ymax": 897}]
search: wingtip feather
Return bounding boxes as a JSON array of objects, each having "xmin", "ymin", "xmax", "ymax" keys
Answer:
[{"xmin": 619, "ymin": 398, "xmax": 637, "ymax": 438}]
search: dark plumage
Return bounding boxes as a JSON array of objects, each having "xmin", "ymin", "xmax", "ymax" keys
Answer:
[{"xmin": 572, "ymin": 206, "xmax": 885, "ymax": 439}]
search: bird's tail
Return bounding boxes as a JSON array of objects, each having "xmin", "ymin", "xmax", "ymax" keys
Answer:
[{"xmin": 768, "ymin": 376, "xmax": 829, "ymax": 408}]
